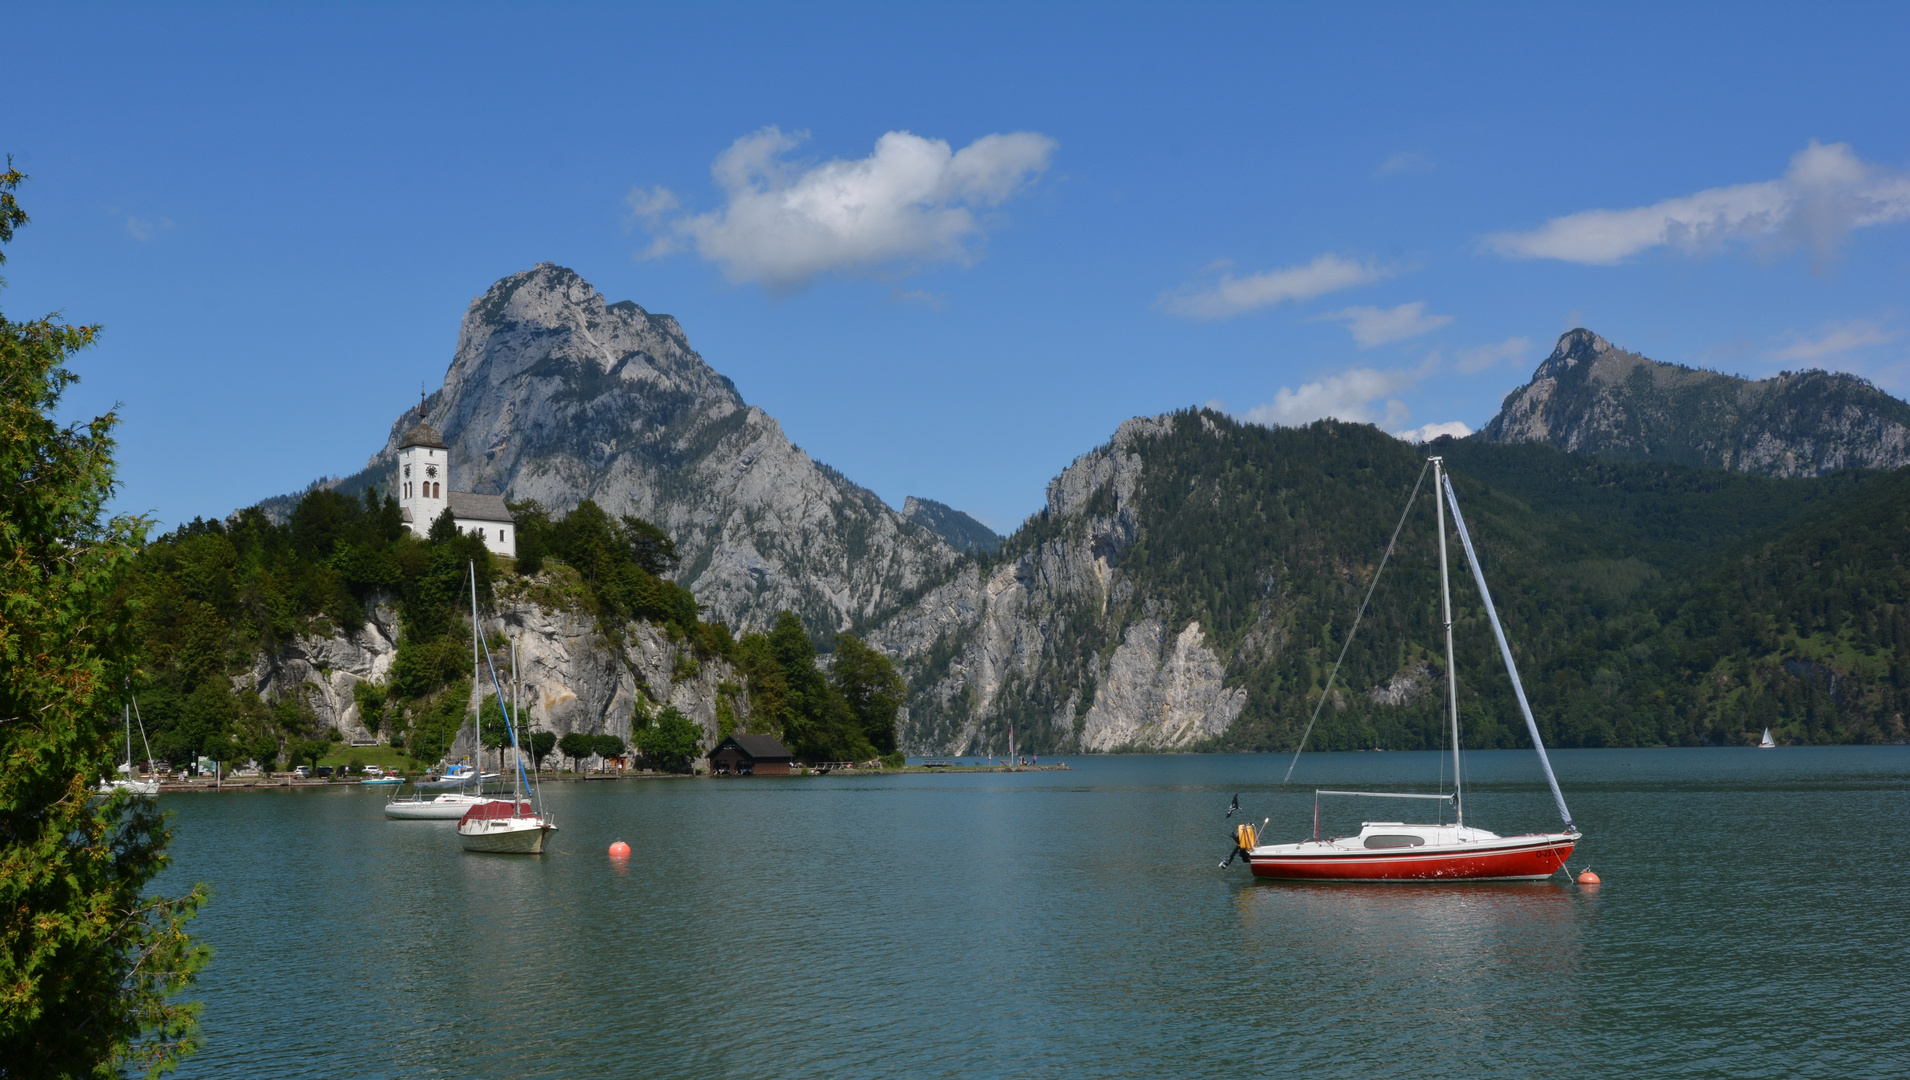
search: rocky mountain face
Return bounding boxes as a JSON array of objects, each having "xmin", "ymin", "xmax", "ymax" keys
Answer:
[
  {"xmin": 1477, "ymin": 329, "xmax": 1910, "ymax": 476},
  {"xmin": 241, "ymin": 586, "xmax": 746, "ymax": 765},
  {"xmin": 872, "ymin": 415, "xmax": 1249, "ymax": 755},
  {"xmin": 328, "ymin": 263, "xmax": 960, "ymax": 638}
]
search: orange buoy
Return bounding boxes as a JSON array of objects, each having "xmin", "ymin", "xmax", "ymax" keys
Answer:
[
  {"xmin": 1576, "ymin": 869, "xmax": 1600, "ymax": 886},
  {"xmin": 608, "ymin": 840, "xmax": 631, "ymax": 859}
]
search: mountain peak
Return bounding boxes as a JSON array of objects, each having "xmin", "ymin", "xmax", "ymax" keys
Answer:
[
  {"xmin": 1479, "ymin": 331, "xmax": 1910, "ymax": 476},
  {"xmin": 1535, "ymin": 328, "xmax": 1616, "ymax": 377},
  {"xmin": 346, "ymin": 264, "xmax": 960, "ymax": 634}
]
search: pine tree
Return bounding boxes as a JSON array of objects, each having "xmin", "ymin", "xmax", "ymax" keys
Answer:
[{"xmin": 0, "ymin": 162, "xmax": 209, "ymax": 1077}]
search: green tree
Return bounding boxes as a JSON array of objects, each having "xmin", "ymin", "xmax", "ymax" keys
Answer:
[
  {"xmin": 830, "ymin": 633, "xmax": 905, "ymax": 755},
  {"xmin": 478, "ymin": 695, "xmax": 508, "ymax": 772},
  {"xmin": 557, "ymin": 731, "xmax": 592, "ymax": 772},
  {"xmin": 737, "ymin": 613, "xmax": 874, "ymax": 763},
  {"xmin": 290, "ymin": 739, "xmax": 331, "ymax": 773},
  {"xmin": 633, "ymin": 705, "xmax": 703, "ymax": 773},
  {"xmin": 591, "ymin": 733, "xmax": 626, "ymax": 771},
  {"xmin": 528, "ymin": 730, "xmax": 556, "ymax": 770},
  {"xmin": 0, "ymin": 162, "xmax": 208, "ymax": 1075},
  {"xmin": 506, "ymin": 499, "xmax": 551, "ymax": 576}
]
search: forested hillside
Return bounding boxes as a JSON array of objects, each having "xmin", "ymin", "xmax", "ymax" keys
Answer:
[
  {"xmin": 122, "ymin": 488, "xmax": 906, "ymax": 771},
  {"xmin": 880, "ymin": 410, "xmax": 1908, "ymax": 753},
  {"xmin": 121, "ymin": 489, "xmax": 705, "ymax": 769}
]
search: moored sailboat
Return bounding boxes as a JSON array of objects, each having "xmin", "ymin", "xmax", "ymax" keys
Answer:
[
  {"xmin": 99, "ymin": 695, "xmax": 159, "ymax": 798},
  {"xmin": 1234, "ymin": 456, "xmax": 1579, "ymax": 882},
  {"xmin": 454, "ymin": 562, "xmax": 554, "ymax": 854},
  {"xmin": 1759, "ymin": 728, "xmax": 1776, "ymax": 748}
]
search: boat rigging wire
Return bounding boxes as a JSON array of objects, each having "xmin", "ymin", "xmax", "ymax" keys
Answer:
[
  {"xmin": 1282, "ymin": 459, "xmax": 1432, "ymax": 786},
  {"xmin": 1439, "ymin": 474, "xmax": 1576, "ymax": 831}
]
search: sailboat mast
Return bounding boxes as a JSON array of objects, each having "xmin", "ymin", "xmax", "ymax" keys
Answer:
[
  {"xmin": 1432, "ymin": 456, "xmax": 1462, "ymax": 828},
  {"xmin": 512, "ymin": 635, "xmax": 522, "ymax": 806},
  {"xmin": 470, "ymin": 561, "xmax": 480, "ymax": 785}
]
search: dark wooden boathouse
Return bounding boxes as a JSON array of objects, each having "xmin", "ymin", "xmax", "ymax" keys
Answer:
[{"xmin": 709, "ymin": 733, "xmax": 795, "ymax": 776}]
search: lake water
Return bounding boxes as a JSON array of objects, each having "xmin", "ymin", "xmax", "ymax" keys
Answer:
[{"xmin": 157, "ymin": 748, "xmax": 1910, "ymax": 1079}]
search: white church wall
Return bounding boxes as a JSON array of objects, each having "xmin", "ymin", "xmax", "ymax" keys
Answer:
[{"xmin": 456, "ymin": 519, "xmax": 516, "ymax": 559}]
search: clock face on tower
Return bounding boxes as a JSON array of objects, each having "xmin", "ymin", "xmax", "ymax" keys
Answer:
[{"xmin": 426, "ymin": 465, "xmax": 438, "ymax": 479}]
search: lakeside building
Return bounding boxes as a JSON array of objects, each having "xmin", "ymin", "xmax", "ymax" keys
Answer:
[
  {"xmin": 395, "ymin": 418, "xmax": 516, "ymax": 557},
  {"xmin": 709, "ymin": 734, "xmax": 794, "ymax": 776}
]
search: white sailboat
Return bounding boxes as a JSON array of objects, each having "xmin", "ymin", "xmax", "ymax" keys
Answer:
[
  {"xmin": 387, "ymin": 566, "xmax": 510, "ymax": 822},
  {"xmin": 1759, "ymin": 728, "xmax": 1777, "ymax": 749},
  {"xmin": 99, "ymin": 695, "xmax": 159, "ymax": 797},
  {"xmin": 456, "ymin": 562, "xmax": 555, "ymax": 854}
]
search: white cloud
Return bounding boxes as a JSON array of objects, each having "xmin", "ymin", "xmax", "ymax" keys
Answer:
[
  {"xmin": 1484, "ymin": 141, "xmax": 1910, "ymax": 265},
  {"xmin": 124, "ymin": 215, "xmax": 173, "ymax": 241},
  {"xmin": 1239, "ymin": 358, "xmax": 1437, "ymax": 429},
  {"xmin": 1377, "ymin": 151, "xmax": 1434, "ymax": 176},
  {"xmin": 1313, "ymin": 301, "xmax": 1453, "ymax": 347},
  {"xmin": 1772, "ymin": 318, "xmax": 1901, "ymax": 362},
  {"xmin": 1161, "ymin": 254, "xmax": 1391, "ymax": 320},
  {"xmin": 1456, "ymin": 336, "xmax": 1532, "ymax": 373},
  {"xmin": 632, "ymin": 127, "xmax": 1055, "ymax": 290},
  {"xmin": 1394, "ymin": 420, "xmax": 1472, "ymax": 443}
]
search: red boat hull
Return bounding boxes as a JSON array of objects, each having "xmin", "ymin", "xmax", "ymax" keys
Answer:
[{"xmin": 1248, "ymin": 835, "xmax": 1575, "ymax": 882}]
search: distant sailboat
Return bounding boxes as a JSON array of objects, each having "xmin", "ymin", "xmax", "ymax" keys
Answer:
[
  {"xmin": 99, "ymin": 695, "xmax": 159, "ymax": 797},
  {"xmin": 1759, "ymin": 728, "xmax": 1776, "ymax": 749}
]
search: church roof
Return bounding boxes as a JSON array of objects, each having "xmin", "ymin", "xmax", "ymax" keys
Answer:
[
  {"xmin": 399, "ymin": 420, "xmax": 448, "ymax": 450},
  {"xmin": 448, "ymin": 491, "xmax": 514, "ymax": 523}
]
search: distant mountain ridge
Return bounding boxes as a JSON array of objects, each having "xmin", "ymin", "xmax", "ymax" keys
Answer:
[
  {"xmin": 1476, "ymin": 329, "xmax": 1910, "ymax": 476},
  {"xmin": 306, "ymin": 263, "xmax": 961, "ymax": 637},
  {"xmin": 871, "ymin": 411, "xmax": 1908, "ymax": 755},
  {"xmin": 902, "ymin": 496, "xmax": 1002, "ymax": 555}
]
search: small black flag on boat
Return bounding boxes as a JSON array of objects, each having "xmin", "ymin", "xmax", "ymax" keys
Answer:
[{"xmin": 1226, "ymin": 793, "xmax": 1239, "ymax": 818}]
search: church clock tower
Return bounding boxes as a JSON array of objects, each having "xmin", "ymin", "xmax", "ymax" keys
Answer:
[{"xmin": 396, "ymin": 414, "xmax": 450, "ymax": 538}]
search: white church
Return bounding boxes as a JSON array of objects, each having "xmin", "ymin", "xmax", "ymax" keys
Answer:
[{"xmin": 396, "ymin": 418, "xmax": 516, "ymax": 558}]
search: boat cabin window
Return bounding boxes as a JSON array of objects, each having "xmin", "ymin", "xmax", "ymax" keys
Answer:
[{"xmin": 1363, "ymin": 834, "xmax": 1426, "ymax": 849}]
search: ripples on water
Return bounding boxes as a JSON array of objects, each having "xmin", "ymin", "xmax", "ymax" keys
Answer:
[{"xmin": 157, "ymin": 748, "xmax": 1909, "ymax": 1078}]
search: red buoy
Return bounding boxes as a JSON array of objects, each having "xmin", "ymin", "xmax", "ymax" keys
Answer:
[
  {"xmin": 608, "ymin": 840, "xmax": 631, "ymax": 859},
  {"xmin": 1576, "ymin": 869, "xmax": 1600, "ymax": 886}
]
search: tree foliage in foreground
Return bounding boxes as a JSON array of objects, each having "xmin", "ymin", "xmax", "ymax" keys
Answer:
[{"xmin": 0, "ymin": 163, "xmax": 208, "ymax": 1077}]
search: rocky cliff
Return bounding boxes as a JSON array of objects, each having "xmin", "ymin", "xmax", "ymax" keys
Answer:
[
  {"xmin": 240, "ymin": 584, "xmax": 745, "ymax": 764},
  {"xmin": 1476, "ymin": 329, "xmax": 1910, "ymax": 476},
  {"xmin": 315, "ymin": 263, "xmax": 961, "ymax": 638},
  {"xmin": 871, "ymin": 415, "xmax": 1247, "ymax": 754}
]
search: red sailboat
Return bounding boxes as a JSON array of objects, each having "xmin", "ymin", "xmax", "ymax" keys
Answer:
[{"xmin": 1231, "ymin": 455, "xmax": 1579, "ymax": 882}]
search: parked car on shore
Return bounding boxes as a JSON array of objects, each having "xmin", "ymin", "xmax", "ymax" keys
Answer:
[{"xmin": 293, "ymin": 766, "xmax": 310, "ymax": 779}]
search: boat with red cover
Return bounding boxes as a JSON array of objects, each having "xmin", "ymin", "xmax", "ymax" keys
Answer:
[
  {"xmin": 1228, "ymin": 456, "xmax": 1581, "ymax": 882},
  {"xmin": 456, "ymin": 799, "xmax": 552, "ymax": 854},
  {"xmin": 451, "ymin": 560, "xmax": 556, "ymax": 855}
]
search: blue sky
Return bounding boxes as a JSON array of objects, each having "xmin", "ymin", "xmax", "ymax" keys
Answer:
[{"xmin": 6, "ymin": 3, "xmax": 1908, "ymax": 533}]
